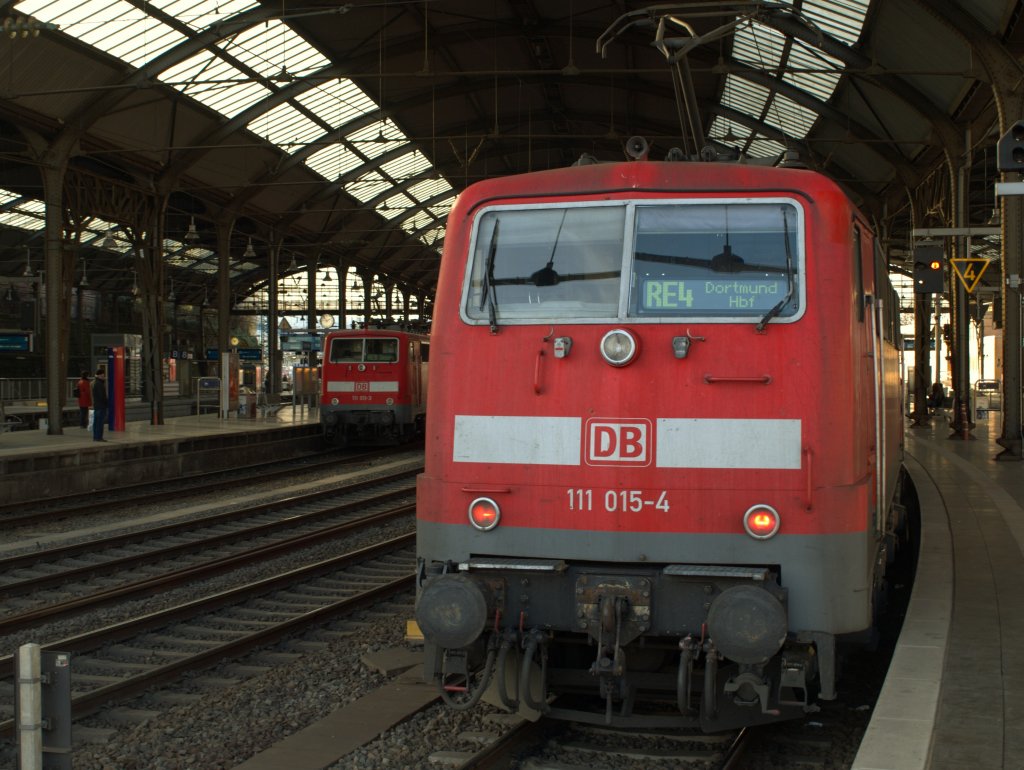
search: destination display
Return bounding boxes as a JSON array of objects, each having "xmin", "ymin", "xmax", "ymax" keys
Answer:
[{"xmin": 639, "ymin": 278, "xmax": 786, "ymax": 312}]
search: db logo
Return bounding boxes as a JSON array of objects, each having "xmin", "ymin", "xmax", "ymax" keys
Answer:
[
  {"xmin": 355, "ymin": 382, "xmax": 370, "ymax": 392},
  {"xmin": 585, "ymin": 419, "xmax": 652, "ymax": 466}
]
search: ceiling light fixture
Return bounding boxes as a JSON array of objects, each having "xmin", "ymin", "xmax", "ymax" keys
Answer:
[
  {"xmin": 244, "ymin": 238, "xmax": 256, "ymax": 258},
  {"xmin": 101, "ymin": 228, "xmax": 117, "ymax": 249},
  {"xmin": 185, "ymin": 217, "xmax": 199, "ymax": 242},
  {"xmin": 80, "ymin": 259, "xmax": 88, "ymax": 287}
]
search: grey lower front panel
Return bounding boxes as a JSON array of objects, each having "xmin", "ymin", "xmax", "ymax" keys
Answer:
[{"xmin": 417, "ymin": 519, "xmax": 873, "ymax": 633}]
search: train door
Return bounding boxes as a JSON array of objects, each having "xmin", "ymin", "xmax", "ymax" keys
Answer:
[
  {"xmin": 857, "ymin": 222, "xmax": 891, "ymax": 539},
  {"xmin": 409, "ymin": 339, "xmax": 422, "ymax": 408},
  {"xmin": 854, "ymin": 223, "xmax": 882, "ymax": 532}
]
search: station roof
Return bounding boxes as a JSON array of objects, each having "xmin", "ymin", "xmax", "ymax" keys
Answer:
[{"xmin": 0, "ymin": 0, "xmax": 1017, "ymax": 308}]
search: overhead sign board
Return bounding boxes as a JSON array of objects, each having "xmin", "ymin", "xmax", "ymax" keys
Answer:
[
  {"xmin": 0, "ymin": 332, "xmax": 32, "ymax": 351},
  {"xmin": 281, "ymin": 333, "xmax": 322, "ymax": 352},
  {"xmin": 950, "ymin": 258, "xmax": 990, "ymax": 293}
]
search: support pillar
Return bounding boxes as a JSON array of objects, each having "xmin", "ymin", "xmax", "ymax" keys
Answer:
[
  {"xmin": 41, "ymin": 162, "xmax": 66, "ymax": 435},
  {"xmin": 268, "ymin": 237, "xmax": 280, "ymax": 394},
  {"xmin": 215, "ymin": 220, "xmax": 234, "ymax": 362}
]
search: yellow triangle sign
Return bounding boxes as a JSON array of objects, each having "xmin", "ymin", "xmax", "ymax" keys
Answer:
[{"xmin": 950, "ymin": 258, "xmax": 990, "ymax": 293}]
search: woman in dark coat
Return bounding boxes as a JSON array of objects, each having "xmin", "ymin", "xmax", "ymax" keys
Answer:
[{"xmin": 91, "ymin": 368, "xmax": 109, "ymax": 441}]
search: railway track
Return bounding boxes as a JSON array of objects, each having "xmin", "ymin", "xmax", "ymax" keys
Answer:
[
  {"xmin": 0, "ymin": 468, "xmax": 419, "ymax": 630},
  {"xmin": 424, "ymin": 718, "xmax": 748, "ymax": 770},
  {"xmin": 0, "ymin": 531, "xmax": 415, "ymax": 739},
  {"xmin": 0, "ymin": 443, "xmax": 419, "ymax": 529}
]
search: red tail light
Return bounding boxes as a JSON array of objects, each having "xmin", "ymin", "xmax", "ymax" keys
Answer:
[
  {"xmin": 468, "ymin": 497, "xmax": 500, "ymax": 531},
  {"xmin": 743, "ymin": 504, "xmax": 781, "ymax": 539}
]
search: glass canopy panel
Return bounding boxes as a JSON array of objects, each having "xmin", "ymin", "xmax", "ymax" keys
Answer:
[
  {"xmin": 402, "ymin": 208, "xmax": 434, "ymax": 234},
  {"xmin": 722, "ymin": 77, "xmax": 770, "ymax": 121},
  {"xmin": 378, "ymin": 192, "xmax": 413, "ymax": 220},
  {"xmin": 149, "ymin": 0, "xmax": 258, "ymax": 32},
  {"xmin": 407, "ymin": 178, "xmax": 454, "ymax": 204},
  {"xmin": 802, "ymin": 0, "xmax": 871, "ymax": 46},
  {"xmin": 346, "ymin": 170, "xmax": 392, "ymax": 204},
  {"xmin": 296, "ymin": 79, "xmax": 378, "ymax": 130},
  {"xmin": 81, "ymin": 216, "xmax": 130, "ymax": 250},
  {"xmin": 14, "ymin": 0, "xmax": 185, "ymax": 68},
  {"xmin": 380, "ymin": 150, "xmax": 432, "ymax": 183},
  {"xmin": 708, "ymin": 117, "xmax": 751, "ymax": 147},
  {"xmin": 223, "ymin": 19, "xmax": 329, "ymax": 80},
  {"xmin": 306, "ymin": 144, "xmax": 365, "ymax": 180},
  {"xmin": 248, "ymin": 102, "xmax": 325, "ymax": 149},
  {"xmin": 421, "ymin": 226, "xmax": 444, "ymax": 246},
  {"xmin": 732, "ymin": 22, "xmax": 784, "ymax": 69},
  {"xmin": 763, "ymin": 94, "xmax": 818, "ymax": 139},
  {"xmin": 346, "ymin": 119, "xmax": 408, "ymax": 162},
  {"xmin": 158, "ymin": 50, "xmax": 271, "ymax": 118},
  {"xmin": 0, "ymin": 194, "xmax": 44, "ymax": 231},
  {"xmin": 751, "ymin": 137, "xmax": 788, "ymax": 159},
  {"xmin": 782, "ymin": 41, "xmax": 843, "ymax": 103}
]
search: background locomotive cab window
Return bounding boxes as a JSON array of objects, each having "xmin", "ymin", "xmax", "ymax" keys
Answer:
[
  {"xmin": 329, "ymin": 337, "xmax": 364, "ymax": 363},
  {"xmin": 328, "ymin": 337, "xmax": 399, "ymax": 363},
  {"xmin": 365, "ymin": 339, "xmax": 399, "ymax": 362},
  {"xmin": 631, "ymin": 203, "xmax": 800, "ymax": 318},
  {"xmin": 465, "ymin": 200, "xmax": 802, "ymax": 324}
]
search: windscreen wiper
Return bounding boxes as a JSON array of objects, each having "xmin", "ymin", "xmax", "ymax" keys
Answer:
[
  {"xmin": 756, "ymin": 208, "xmax": 795, "ymax": 332},
  {"xmin": 480, "ymin": 219, "xmax": 500, "ymax": 333},
  {"xmin": 634, "ymin": 250, "xmax": 786, "ymax": 273}
]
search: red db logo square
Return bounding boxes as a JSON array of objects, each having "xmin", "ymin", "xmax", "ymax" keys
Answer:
[{"xmin": 584, "ymin": 419, "xmax": 652, "ymax": 466}]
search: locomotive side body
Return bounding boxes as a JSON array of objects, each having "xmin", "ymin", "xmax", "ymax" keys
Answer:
[
  {"xmin": 415, "ymin": 160, "xmax": 904, "ymax": 730},
  {"xmin": 320, "ymin": 329, "xmax": 429, "ymax": 445}
]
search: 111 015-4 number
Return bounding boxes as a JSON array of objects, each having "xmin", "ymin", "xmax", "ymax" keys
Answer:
[{"xmin": 566, "ymin": 488, "xmax": 670, "ymax": 513}]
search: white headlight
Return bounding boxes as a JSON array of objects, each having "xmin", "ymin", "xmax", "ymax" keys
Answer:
[{"xmin": 600, "ymin": 329, "xmax": 639, "ymax": 367}]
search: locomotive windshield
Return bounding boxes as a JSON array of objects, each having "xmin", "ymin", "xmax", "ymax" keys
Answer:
[
  {"xmin": 463, "ymin": 199, "xmax": 803, "ymax": 325},
  {"xmin": 328, "ymin": 337, "xmax": 399, "ymax": 363}
]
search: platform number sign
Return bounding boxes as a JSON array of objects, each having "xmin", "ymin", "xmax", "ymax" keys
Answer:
[{"xmin": 950, "ymin": 258, "xmax": 990, "ymax": 294}]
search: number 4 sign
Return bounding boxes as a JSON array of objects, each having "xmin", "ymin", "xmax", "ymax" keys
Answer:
[{"xmin": 950, "ymin": 258, "xmax": 990, "ymax": 293}]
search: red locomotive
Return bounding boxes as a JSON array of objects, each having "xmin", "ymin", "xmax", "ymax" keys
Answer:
[
  {"xmin": 415, "ymin": 142, "xmax": 906, "ymax": 730},
  {"xmin": 319, "ymin": 328, "xmax": 429, "ymax": 445}
]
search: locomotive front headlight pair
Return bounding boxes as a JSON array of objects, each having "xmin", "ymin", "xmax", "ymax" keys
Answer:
[{"xmin": 469, "ymin": 497, "xmax": 779, "ymax": 538}]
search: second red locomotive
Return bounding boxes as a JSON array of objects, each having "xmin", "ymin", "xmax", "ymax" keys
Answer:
[
  {"xmin": 319, "ymin": 328, "xmax": 429, "ymax": 445},
  {"xmin": 414, "ymin": 143, "xmax": 906, "ymax": 731}
]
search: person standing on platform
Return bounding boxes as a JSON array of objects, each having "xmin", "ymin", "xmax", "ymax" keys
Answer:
[
  {"xmin": 76, "ymin": 371, "xmax": 91, "ymax": 429},
  {"xmin": 91, "ymin": 368, "xmax": 109, "ymax": 442}
]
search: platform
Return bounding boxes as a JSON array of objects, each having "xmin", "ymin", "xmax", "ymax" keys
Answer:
[
  {"xmin": 853, "ymin": 418, "xmax": 1024, "ymax": 770},
  {"xmin": 0, "ymin": 404, "xmax": 323, "ymax": 502}
]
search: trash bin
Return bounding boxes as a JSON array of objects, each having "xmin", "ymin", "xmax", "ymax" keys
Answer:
[{"xmin": 238, "ymin": 395, "xmax": 256, "ymax": 418}]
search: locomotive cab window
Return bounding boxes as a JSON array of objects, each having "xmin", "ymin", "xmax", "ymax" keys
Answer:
[
  {"xmin": 463, "ymin": 198, "xmax": 804, "ymax": 326},
  {"xmin": 465, "ymin": 204, "xmax": 625, "ymax": 322},
  {"xmin": 631, "ymin": 203, "xmax": 800, "ymax": 320}
]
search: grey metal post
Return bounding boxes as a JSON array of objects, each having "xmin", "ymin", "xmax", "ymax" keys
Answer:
[{"xmin": 16, "ymin": 643, "xmax": 42, "ymax": 770}]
